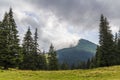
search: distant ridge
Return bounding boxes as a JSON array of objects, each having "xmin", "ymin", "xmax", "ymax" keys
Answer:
[{"xmin": 57, "ymin": 39, "xmax": 97, "ymax": 65}]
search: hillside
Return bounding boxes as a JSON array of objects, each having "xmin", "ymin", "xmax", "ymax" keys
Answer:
[
  {"xmin": 57, "ymin": 39, "xmax": 97, "ymax": 65},
  {"xmin": 0, "ymin": 66, "xmax": 120, "ymax": 80}
]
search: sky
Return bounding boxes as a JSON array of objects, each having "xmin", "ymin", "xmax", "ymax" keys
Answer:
[{"xmin": 0, "ymin": 0, "xmax": 119, "ymax": 51}]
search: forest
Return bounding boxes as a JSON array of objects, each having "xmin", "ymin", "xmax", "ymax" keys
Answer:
[{"xmin": 0, "ymin": 8, "xmax": 120, "ymax": 70}]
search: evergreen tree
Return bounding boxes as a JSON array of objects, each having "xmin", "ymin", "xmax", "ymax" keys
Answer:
[
  {"xmin": 41, "ymin": 52, "xmax": 48, "ymax": 70},
  {"xmin": 0, "ymin": 13, "xmax": 9, "ymax": 69},
  {"xmin": 8, "ymin": 8, "xmax": 22, "ymax": 68},
  {"xmin": 20, "ymin": 27, "xmax": 36, "ymax": 70},
  {"xmin": 86, "ymin": 59, "xmax": 91, "ymax": 69},
  {"xmin": 33, "ymin": 28, "xmax": 47, "ymax": 70},
  {"xmin": 36, "ymin": 53, "xmax": 47, "ymax": 70},
  {"xmin": 71, "ymin": 63, "xmax": 76, "ymax": 70},
  {"xmin": 89, "ymin": 56, "xmax": 97, "ymax": 69},
  {"xmin": 20, "ymin": 28, "xmax": 48, "ymax": 70},
  {"xmin": 79, "ymin": 61, "xmax": 86, "ymax": 69},
  {"xmin": 0, "ymin": 9, "xmax": 22, "ymax": 69},
  {"xmin": 114, "ymin": 33, "xmax": 118, "ymax": 46},
  {"xmin": 48, "ymin": 44, "xmax": 59, "ymax": 70},
  {"xmin": 118, "ymin": 29, "xmax": 120, "ymax": 51},
  {"xmin": 113, "ymin": 32, "xmax": 120, "ymax": 64},
  {"xmin": 117, "ymin": 29, "xmax": 120, "ymax": 64},
  {"xmin": 22, "ymin": 27, "xmax": 34, "ymax": 55},
  {"xmin": 60, "ymin": 62, "xmax": 69, "ymax": 70},
  {"xmin": 94, "ymin": 15, "xmax": 115, "ymax": 67},
  {"xmin": 33, "ymin": 28, "xmax": 39, "ymax": 55},
  {"xmin": 93, "ymin": 46, "xmax": 101, "ymax": 67}
]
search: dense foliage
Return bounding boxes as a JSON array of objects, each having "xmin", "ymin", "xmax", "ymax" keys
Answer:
[
  {"xmin": 48, "ymin": 44, "xmax": 59, "ymax": 70},
  {"xmin": 0, "ymin": 8, "xmax": 22, "ymax": 69},
  {"xmin": 90, "ymin": 15, "xmax": 120, "ymax": 68},
  {"xmin": 0, "ymin": 8, "xmax": 120, "ymax": 70}
]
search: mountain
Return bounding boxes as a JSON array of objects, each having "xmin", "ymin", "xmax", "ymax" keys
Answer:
[{"xmin": 57, "ymin": 39, "xmax": 97, "ymax": 66}]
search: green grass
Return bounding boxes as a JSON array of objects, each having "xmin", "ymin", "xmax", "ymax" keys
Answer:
[{"xmin": 0, "ymin": 66, "xmax": 120, "ymax": 80}]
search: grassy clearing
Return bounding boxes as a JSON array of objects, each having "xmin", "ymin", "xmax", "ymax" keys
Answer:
[{"xmin": 0, "ymin": 66, "xmax": 120, "ymax": 80}]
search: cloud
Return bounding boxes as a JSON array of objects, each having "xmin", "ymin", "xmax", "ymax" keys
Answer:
[
  {"xmin": 11, "ymin": 2, "xmax": 81, "ymax": 51},
  {"xmin": 30, "ymin": 10, "xmax": 80, "ymax": 51},
  {"xmin": 27, "ymin": 0, "xmax": 120, "ymax": 30},
  {"xmin": 0, "ymin": 0, "xmax": 119, "ymax": 51},
  {"xmin": 27, "ymin": 0, "xmax": 100, "ymax": 30}
]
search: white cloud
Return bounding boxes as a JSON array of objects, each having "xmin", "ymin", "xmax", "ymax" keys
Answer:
[
  {"xmin": 0, "ymin": 0, "xmax": 120, "ymax": 51},
  {"xmin": 12, "ymin": 5, "xmax": 80, "ymax": 51},
  {"xmin": 36, "ymin": 10, "xmax": 80, "ymax": 51}
]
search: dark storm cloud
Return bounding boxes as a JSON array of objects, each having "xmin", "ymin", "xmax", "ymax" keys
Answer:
[
  {"xmin": 26, "ymin": 0, "xmax": 102, "ymax": 30},
  {"xmin": 27, "ymin": 0, "xmax": 120, "ymax": 31},
  {"xmin": 0, "ymin": 0, "xmax": 119, "ymax": 51}
]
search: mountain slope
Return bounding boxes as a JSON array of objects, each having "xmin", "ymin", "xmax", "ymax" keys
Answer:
[{"xmin": 57, "ymin": 39, "xmax": 97, "ymax": 65}]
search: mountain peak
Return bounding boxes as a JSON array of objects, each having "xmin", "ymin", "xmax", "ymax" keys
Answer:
[
  {"xmin": 76, "ymin": 39, "xmax": 97, "ymax": 54},
  {"xmin": 78, "ymin": 39, "xmax": 95, "ymax": 45},
  {"xmin": 57, "ymin": 39, "xmax": 97, "ymax": 66}
]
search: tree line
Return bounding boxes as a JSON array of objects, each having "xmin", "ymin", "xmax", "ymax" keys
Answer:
[
  {"xmin": 0, "ymin": 8, "xmax": 120, "ymax": 70},
  {"xmin": 73, "ymin": 15, "xmax": 120, "ymax": 69},
  {"xmin": 89, "ymin": 15, "xmax": 120, "ymax": 68},
  {"xmin": 0, "ymin": 8, "xmax": 60, "ymax": 70},
  {"xmin": 61, "ymin": 14, "xmax": 120, "ymax": 69}
]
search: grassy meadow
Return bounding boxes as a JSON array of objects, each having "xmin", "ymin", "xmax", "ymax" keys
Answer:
[{"xmin": 0, "ymin": 66, "xmax": 120, "ymax": 80}]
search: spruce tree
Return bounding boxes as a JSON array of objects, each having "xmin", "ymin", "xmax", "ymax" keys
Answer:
[
  {"xmin": 95, "ymin": 15, "xmax": 106, "ymax": 67},
  {"xmin": 20, "ymin": 27, "xmax": 36, "ymax": 70},
  {"xmin": 60, "ymin": 62, "xmax": 69, "ymax": 70},
  {"xmin": 0, "ymin": 13, "xmax": 9, "ymax": 69},
  {"xmin": 79, "ymin": 61, "xmax": 86, "ymax": 69},
  {"xmin": 22, "ymin": 27, "xmax": 34, "ymax": 55},
  {"xmin": 95, "ymin": 15, "xmax": 115, "ymax": 67},
  {"xmin": 36, "ymin": 53, "xmax": 47, "ymax": 70},
  {"xmin": 86, "ymin": 59, "xmax": 91, "ymax": 69},
  {"xmin": 8, "ymin": 8, "xmax": 22, "ymax": 68},
  {"xmin": 33, "ymin": 28, "xmax": 47, "ymax": 70},
  {"xmin": 118, "ymin": 29, "xmax": 120, "ymax": 50},
  {"xmin": 71, "ymin": 63, "xmax": 76, "ymax": 70},
  {"xmin": 113, "ymin": 32, "xmax": 120, "ymax": 64},
  {"xmin": 20, "ymin": 27, "xmax": 48, "ymax": 70},
  {"xmin": 114, "ymin": 33, "xmax": 118, "ymax": 46},
  {"xmin": 41, "ymin": 52, "xmax": 48, "ymax": 70},
  {"xmin": 33, "ymin": 28, "xmax": 39, "ymax": 55},
  {"xmin": 48, "ymin": 44, "xmax": 59, "ymax": 70},
  {"xmin": 117, "ymin": 29, "xmax": 120, "ymax": 64},
  {"xmin": 0, "ymin": 9, "xmax": 22, "ymax": 69}
]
